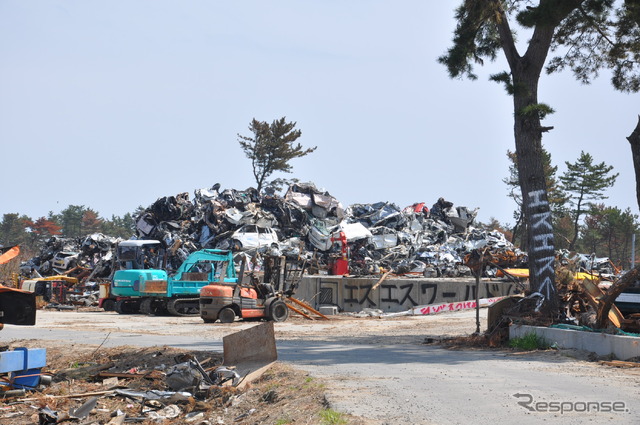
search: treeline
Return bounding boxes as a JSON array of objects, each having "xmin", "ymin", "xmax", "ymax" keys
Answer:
[
  {"xmin": 487, "ymin": 150, "xmax": 640, "ymax": 270},
  {"xmin": 0, "ymin": 205, "xmax": 139, "ymax": 255}
]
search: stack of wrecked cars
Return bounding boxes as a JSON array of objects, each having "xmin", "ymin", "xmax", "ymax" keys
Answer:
[
  {"xmin": 125, "ymin": 182, "xmax": 527, "ymax": 279},
  {"xmin": 19, "ymin": 182, "xmax": 529, "ymax": 314}
]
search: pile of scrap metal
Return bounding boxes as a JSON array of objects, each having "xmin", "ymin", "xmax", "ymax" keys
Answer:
[
  {"xmin": 20, "ymin": 233, "xmax": 119, "ymax": 279},
  {"xmin": 33, "ymin": 355, "xmax": 244, "ymax": 425},
  {"xmin": 131, "ymin": 183, "xmax": 525, "ymax": 277},
  {"xmin": 18, "ymin": 233, "xmax": 120, "ymax": 307},
  {"xmin": 20, "ymin": 183, "xmax": 526, "ymax": 282},
  {"xmin": 566, "ymin": 252, "xmax": 621, "ymax": 279}
]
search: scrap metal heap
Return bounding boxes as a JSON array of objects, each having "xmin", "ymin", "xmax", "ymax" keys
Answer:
[
  {"xmin": 128, "ymin": 183, "xmax": 527, "ymax": 277},
  {"xmin": 20, "ymin": 233, "xmax": 119, "ymax": 280},
  {"xmin": 20, "ymin": 182, "xmax": 527, "ymax": 288},
  {"xmin": 18, "ymin": 234, "xmax": 120, "ymax": 307}
]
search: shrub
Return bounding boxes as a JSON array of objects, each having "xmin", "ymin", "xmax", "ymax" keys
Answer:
[{"xmin": 509, "ymin": 332, "xmax": 550, "ymax": 350}]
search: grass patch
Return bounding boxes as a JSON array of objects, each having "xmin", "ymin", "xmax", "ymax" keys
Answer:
[
  {"xmin": 509, "ymin": 332, "xmax": 550, "ymax": 350},
  {"xmin": 319, "ymin": 408, "xmax": 347, "ymax": 425}
]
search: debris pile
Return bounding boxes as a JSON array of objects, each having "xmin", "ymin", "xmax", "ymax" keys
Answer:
[
  {"xmin": 20, "ymin": 233, "xmax": 119, "ymax": 281},
  {"xmin": 129, "ymin": 183, "xmax": 526, "ymax": 277},
  {"xmin": 16, "ymin": 234, "xmax": 119, "ymax": 307},
  {"xmin": 564, "ymin": 252, "xmax": 620, "ymax": 278},
  {"xmin": 21, "ymin": 183, "xmax": 527, "ymax": 284},
  {"xmin": 1, "ymin": 343, "xmax": 338, "ymax": 425}
]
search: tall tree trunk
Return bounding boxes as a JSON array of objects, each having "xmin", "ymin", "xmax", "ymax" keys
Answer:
[
  {"xmin": 627, "ymin": 116, "xmax": 640, "ymax": 209},
  {"xmin": 491, "ymin": 2, "xmax": 585, "ymax": 315},
  {"xmin": 569, "ymin": 195, "xmax": 584, "ymax": 251},
  {"xmin": 512, "ymin": 67, "xmax": 558, "ymax": 313}
]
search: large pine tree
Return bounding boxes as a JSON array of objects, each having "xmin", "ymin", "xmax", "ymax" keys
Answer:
[{"xmin": 440, "ymin": 1, "xmax": 640, "ymax": 313}]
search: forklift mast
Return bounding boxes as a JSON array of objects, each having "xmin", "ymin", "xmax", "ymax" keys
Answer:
[{"xmin": 262, "ymin": 256, "xmax": 307, "ymax": 296}]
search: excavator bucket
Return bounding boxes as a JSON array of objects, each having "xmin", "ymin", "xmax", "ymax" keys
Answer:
[{"xmin": 223, "ymin": 321, "xmax": 277, "ymax": 388}]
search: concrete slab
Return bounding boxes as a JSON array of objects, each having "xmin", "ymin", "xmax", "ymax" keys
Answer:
[{"xmin": 510, "ymin": 325, "xmax": 640, "ymax": 360}]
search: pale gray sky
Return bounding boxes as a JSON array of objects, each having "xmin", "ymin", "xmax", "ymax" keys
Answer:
[{"xmin": 1, "ymin": 1, "xmax": 638, "ymax": 226}]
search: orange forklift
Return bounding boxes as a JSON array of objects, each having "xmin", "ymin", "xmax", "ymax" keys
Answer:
[{"xmin": 199, "ymin": 256, "xmax": 304, "ymax": 324}]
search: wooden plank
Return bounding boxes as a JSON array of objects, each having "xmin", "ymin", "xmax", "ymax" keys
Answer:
[
  {"xmin": 285, "ymin": 302, "xmax": 314, "ymax": 320},
  {"xmin": 18, "ymin": 390, "xmax": 115, "ymax": 402},
  {"xmin": 222, "ymin": 322, "xmax": 277, "ymax": 390},
  {"xmin": 371, "ymin": 270, "xmax": 392, "ymax": 291},
  {"xmin": 97, "ymin": 372, "xmax": 145, "ymax": 378},
  {"xmin": 600, "ymin": 360, "xmax": 640, "ymax": 368},
  {"xmin": 97, "ymin": 370, "xmax": 163, "ymax": 379},
  {"xmin": 288, "ymin": 297, "xmax": 330, "ymax": 320}
]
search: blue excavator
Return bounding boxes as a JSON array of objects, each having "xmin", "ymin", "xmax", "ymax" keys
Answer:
[{"xmin": 105, "ymin": 240, "xmax": 237, "ymax": 316}]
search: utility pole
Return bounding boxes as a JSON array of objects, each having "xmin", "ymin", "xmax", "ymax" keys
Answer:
[{"xmin": 632, "ymin": 234, "xmax": 636, "ymax": 269}]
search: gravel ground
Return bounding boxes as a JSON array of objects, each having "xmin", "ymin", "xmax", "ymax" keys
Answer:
[
  {"xmin": 3, "ymin": 307, "xmax": 640, "ymax": 424},
  {"xmin": 27, "ymin": 307, "xmax": 488, "ymax": 342}
]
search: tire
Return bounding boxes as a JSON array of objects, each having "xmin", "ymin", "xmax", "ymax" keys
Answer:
[
  {"xmin": 102, "ymin": 299, "xmax": 116, "ymax": 312},
  {"xmin": 232, "ymin": 240, "xmax": 243, "ymax": 251},
  {"xmin": 268, "ymin": 299, "xmax": 289, "ymax": 322},
  {"xmin": 218, "ymin": 307, "xmax": 236, "ymax": 323}
]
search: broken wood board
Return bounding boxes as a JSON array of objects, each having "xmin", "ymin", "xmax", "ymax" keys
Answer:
[
  {"xmin": 288, "ymin": 297, "xmax": 330, "ymax": 320},
  {"xmin": 600, "ymin": 360, "xmax": 640, "ymax": 368},
  {"xmin": 286, "ymin": 302, "xmax": 314, "ymax": 320},
  {"xmin": 223, "ymin": 321, "xmax": 277, "ymax": 389},
  {"xmin": 580, "ymin": 278, "xmax": 625, "ymax": 328}
]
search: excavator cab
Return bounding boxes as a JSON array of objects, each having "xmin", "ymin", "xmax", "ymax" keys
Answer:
[{"xmin": 115, "ymin": 240, "xmax": 166, "ymax": 271}]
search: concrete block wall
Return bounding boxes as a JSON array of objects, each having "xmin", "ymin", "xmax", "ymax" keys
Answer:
[
  {"xmin": 510, "ymin": 325, "xmax": 640, "ymax": 360},
  {"xmin": 295, "ymin": 276, "xmax": 522, "ymax": 312}
]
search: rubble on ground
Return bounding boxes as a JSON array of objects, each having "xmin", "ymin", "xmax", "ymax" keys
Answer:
[
  {"xmin": 20, "ymin": 182, "xmax": 527, "ymax": 288},
  {"xmin": 1, "ymin": 342, "xmax": 351, "ymax": 425}
]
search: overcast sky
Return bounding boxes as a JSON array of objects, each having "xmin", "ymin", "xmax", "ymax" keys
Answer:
[{"xmin": 2, "ymin": 1, "xmax": 638, "ymax": 227}]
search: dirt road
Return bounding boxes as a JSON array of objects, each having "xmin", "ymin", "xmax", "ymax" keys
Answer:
[{"xmin": 2, "ymin": 309, "xmax": 639, "ymax": 425}]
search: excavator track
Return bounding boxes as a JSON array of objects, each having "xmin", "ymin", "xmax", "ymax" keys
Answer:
[
  {"xmin": 140, "ymin": 298, "xmax": 153, "ymax": 315},
  {"xmin": 114, "ymin": 299, "xmax": 140, "ymax": 314},
  {"xmin": 167, "ymin": 298, "xmax": 200, "ymax": 316}
]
